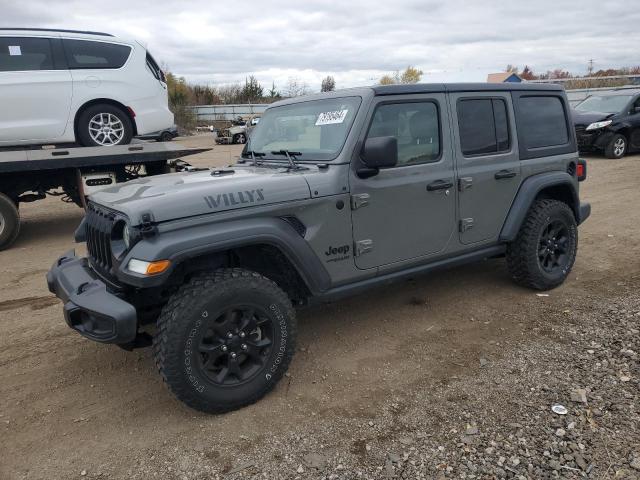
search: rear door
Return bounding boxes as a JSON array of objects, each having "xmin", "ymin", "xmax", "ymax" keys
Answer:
[
  {"xmin": 62, "ymin": 37, "xmax": 133, "ymax": 106},
  {"xmin": 0, "ymin": 36, "xmax": 72, "ymax": 142},
  {"xmin": 449, "ymin": 92, "xmax": 521, "ymax": 244},
  {"xmin": 350, "ymin": 94, "xmax": 457, "ymax": 269}
]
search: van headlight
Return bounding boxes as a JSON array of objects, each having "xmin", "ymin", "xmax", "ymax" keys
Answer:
[{"xmin": 585, "ymin": 120, "xmax": 612, "ymax": 131}]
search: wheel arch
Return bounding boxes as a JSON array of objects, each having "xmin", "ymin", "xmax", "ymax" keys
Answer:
[
  {"xmin": 500, "ymin": 172, "xmax": 580, "ymax": 242},
  {"xmin": 74, "ymin": 98, "xmax": 138, "ymax": 139},
  {"xmin": 116, "ymin": 217, "xmax": 332, "ymax": 300}
]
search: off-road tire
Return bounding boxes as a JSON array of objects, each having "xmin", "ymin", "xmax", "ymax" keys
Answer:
[
  {"xmin": 0, "ymin": 193, "xmax": 20, "ymax": 251},
  {"xmin": 76, "ymin": 104, "xmax": 133, "ymax": 147},
  {"xmin": 506, "ymin": 199, "xmax": 577, "ymax": 290},
  {"xmin": 604, "ymin": 133, "xmax": 627, "ymax": 159},
  {"xmin": 153, "ymin": 268, "xmax": 296, "ymax": 413},
  {"xmin": 233, "ymin": 133, "xmax": 246, "ymax": 145}
]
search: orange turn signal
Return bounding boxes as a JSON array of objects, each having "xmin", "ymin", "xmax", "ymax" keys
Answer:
[{"xmin": 145, "ymin": 260, "xmax": 171, "ymax": 275}]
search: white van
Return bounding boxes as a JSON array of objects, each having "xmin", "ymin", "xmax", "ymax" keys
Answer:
[{"xmin": 0, "ymin": 28, "xmax": 174, "ymax": 147}]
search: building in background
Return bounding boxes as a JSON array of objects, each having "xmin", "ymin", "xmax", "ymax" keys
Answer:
[{"xmin": 487, "ymin": 72, "xmax": 523, "ymax": 83}]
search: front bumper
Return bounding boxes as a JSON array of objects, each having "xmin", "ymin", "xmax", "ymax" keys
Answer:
[
  {"xmin": 46, "ymin": 250, "xmax": 137, "ymax": 344},
  {"xmin": 215, "ymin": 136, "xmax": 233, "ymax": 145},
  {"xmin": 575, "ymin": 129, "xmax": 613, "ymax": 152}
]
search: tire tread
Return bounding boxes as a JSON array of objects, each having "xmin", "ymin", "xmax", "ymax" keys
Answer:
[{"xmin": 153, "ymin": 268, "xmax": 296, "ymax": 413}]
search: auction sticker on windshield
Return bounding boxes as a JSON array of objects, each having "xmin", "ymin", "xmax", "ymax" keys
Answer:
[{"xmin": 316, "ymin": 110, "xmax": 348, "ymax": 126}]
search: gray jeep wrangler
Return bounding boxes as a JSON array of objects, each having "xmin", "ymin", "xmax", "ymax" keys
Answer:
[{"xmin": 47, "ymin": 83, "xmax": 590, "ymax": 413}]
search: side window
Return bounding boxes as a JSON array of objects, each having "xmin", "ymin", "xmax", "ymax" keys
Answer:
[
  {"xmin": 366, "ymin": 102, "xmax": 440, "ymax": 166},
  {"xmin": 63, "ymin": 39, "xmax": 131, "ymax": 69},
  {"xmin": 457, "ymin": 98, "xmax": 510, "ymax": 156},
  {"xmin": 517, "ymin": 96, "xmax": 569, "ymax": 149},
  {"xmin": 0, "ymin": 37, "xmax": 54, "ymax": 71}
]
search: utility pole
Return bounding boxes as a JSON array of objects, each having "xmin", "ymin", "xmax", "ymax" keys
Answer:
[{"xmin": 588, "ymin": 59, "xmax": 594, "ymax": 76}]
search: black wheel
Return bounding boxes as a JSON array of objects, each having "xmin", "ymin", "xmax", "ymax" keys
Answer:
[
  {"xmin": 604, "ymin": 133, "xmax": 627, "ymax": 159},
  {"xmin": 0, "ymin": 193, "xmax": 20, "ymax": 251},
  {"xmin": 153, "ymin": 268, "xmax": 296, "ymax": 413},
  {"xmin": 233, "ymin": 133, "xmax": 246, "ymax": 145},
  {"xmin": 506, "ymin": 199, "xmax": 577, "ymax": 290},
  {"xmin": 76, "ymin": 104, "xmax": 133, "ymax": 147},
  {"xmin": 159, "ymin": 131, "xmax": 174, "ymax": 142}
]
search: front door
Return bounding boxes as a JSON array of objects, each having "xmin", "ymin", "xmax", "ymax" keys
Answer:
[
  {"xmin": 449, "ymin": 92, "xmax": 521, "ymax": 245},
  {"xmin": 0, "ymin": 36, "xmax": 72, "ymax": 142},
  {"xmin": 628, "ymin": 96, "xmax": 640, "ymax": 151},
  {"xmin": 350, "ymin": 95, "xmax": 456, "ymax": 270}
]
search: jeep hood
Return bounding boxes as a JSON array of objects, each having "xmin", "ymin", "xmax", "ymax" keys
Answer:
[{"xmin": 88, "ymin": 168, "xmax": 311, "ymax": 225}]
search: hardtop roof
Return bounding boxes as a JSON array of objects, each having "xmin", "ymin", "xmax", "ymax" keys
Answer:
[
  {"xmin": 373, "ymin": 82, "xmax": 564, "ymax": 95},
  {"xmin": 269, "ymin": 82, "xmax": 565, "ymax": 108}
]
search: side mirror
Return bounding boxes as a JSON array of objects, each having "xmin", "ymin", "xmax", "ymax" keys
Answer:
[{"xmin": 360, "ymin": 136, "xmax": 398, "ymax": 176}]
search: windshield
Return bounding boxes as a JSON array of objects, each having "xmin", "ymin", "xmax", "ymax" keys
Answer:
[
  {"xmin": 575, "ymin": 95, "xmax": 632, "ymax": 114},
  {"xmin": 245, "ymin": 96, "xmax": 361, "ymax": 161}
]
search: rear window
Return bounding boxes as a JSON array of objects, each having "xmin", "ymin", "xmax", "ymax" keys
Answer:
[
  {"xmin": 63, "ymin": 39, "xmax": 131, "ymax": 69},
  {"xmin": 457, "ymin": 98, "xmax": 510, "ymax": 156},
  {"xmin": 145, "ymin": 51, "xmax": 165, "ymax": 82},
  {"xmin": 517, "ymin": 96, "xmax": 569, "ymax": 149},
  {"xmin": 0, "ymin": 37, "xmax": 53, "ymax": 71}
]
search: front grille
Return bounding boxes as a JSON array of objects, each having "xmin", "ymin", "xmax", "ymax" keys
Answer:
[
  {"xmin": 85, "ymin": 202, "xmax": 116, "ymax": 272},
  {"xmin": 574, "ymin": 125, "xmax": 594, "ymax": 148}
]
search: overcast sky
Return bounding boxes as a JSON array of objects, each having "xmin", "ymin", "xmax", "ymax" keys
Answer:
[{"xmin": 3, "ymin": 0, "xmax": 639, "ymax": 91}]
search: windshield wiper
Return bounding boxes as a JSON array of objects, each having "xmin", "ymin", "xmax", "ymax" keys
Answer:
[
  {"xmin": 241, "ymin": 150, "xmax": 266, "ymax": 166},
  {"xmin": 271, "ymin": 150, "xmax": 302, "ymax": 170}
]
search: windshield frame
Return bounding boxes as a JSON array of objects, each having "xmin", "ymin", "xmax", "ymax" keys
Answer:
[
  {"xmin": 574, "ymin": 94, "xmax": 633, "ymax": 114},
  {"xmin": 243, "ymin": 95, "xmax": 363, "ymax": 163}
]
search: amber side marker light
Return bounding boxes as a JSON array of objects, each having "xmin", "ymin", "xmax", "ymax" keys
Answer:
[{"xmin": 127, "ymin": 259, "xmax": 171, "ymax": 275}]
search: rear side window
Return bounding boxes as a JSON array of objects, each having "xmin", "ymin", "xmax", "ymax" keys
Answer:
[
  {"xmin": 0, "ymin": 37, "xmax": 53, "ymax": 71},
  {"xmin": 145, "ymin": 51, "xmax": 165, "ymax": 82},
  {"xmin": 457, "ymin": 98, "xmax": 510, "ymax": 156},
  {"xmin": 63, "ymin": 39, "xmax": 131, "ymax": 69},
  {"xmin": 517, "ymin": 96, "xmax": 569, "ymax": 149}
]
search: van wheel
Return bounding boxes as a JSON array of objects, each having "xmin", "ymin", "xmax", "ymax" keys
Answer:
[
  {"xmin": 153, "ymin": 268, "xmax": 296, "ymax": 413},
  {"xmin": 77, "ymin": 104, "xmax": 133, "ymax": 147},
  {"xmin": 506, "ymin": 199, "xmax": 577, "ymax": 290},
  {"xmin": 0, "ymin": 193, "xmax": 20, "ymax": 251},
  {"xmin": 159, "ymin": 131, "xmax": 174, "ymax": 142},
  {"xmin": 604, "ymin": 134, "xmax": 627, "ymax": 159},
  {"xmin": 233, "ymin": 133, "xmax": 246, "ymax": 144}
]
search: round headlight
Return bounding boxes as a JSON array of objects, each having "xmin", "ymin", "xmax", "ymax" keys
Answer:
[{"xmin": 122, "ymin": 225, "xmax": 131, "ymax": 249}]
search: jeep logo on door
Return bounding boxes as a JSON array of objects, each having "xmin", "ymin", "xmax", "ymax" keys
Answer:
[
  {"xmin": 325, "ymin": 244, "xmax": 351, "ymax": 263},
  {"xmin": 204, "ymin": 189, "xmax": 265, "ymax": 209}
]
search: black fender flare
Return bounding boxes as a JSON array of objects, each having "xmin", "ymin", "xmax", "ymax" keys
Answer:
[
  {"xmin": 116, "ymin": 217, "xmax": 331, "ymax": 294},
  {"xmin": 499, "ymin": 171, "xmax": 580, "ymax": 242}
]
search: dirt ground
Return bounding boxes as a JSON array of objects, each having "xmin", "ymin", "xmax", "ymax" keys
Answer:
[{"xmin": 1, "ymin": 134, "xmax": 639, "ymax": 479}]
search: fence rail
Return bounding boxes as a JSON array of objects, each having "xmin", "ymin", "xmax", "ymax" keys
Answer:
[{"xmin": 188, "ymin": 104, "xmax": 270, "ymax": 123}]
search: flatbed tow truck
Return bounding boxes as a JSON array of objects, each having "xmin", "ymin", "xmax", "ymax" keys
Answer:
[{"xmin": 0, "ymin": 142, "xmax": 209, "ymax": 250}]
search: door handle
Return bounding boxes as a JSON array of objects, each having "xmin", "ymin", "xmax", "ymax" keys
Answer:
[
  {"xmin": 494, "ymin": 170, "xmax": 517, "ymax": 180},
  {"xmin": 427, "ymin": 180, "xmax": 454, "ymax": 191}
]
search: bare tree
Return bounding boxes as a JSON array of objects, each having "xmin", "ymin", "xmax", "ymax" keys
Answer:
[{"xmin": 283, "ymin": 77, "xmax": 309, "ymax": 97}]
